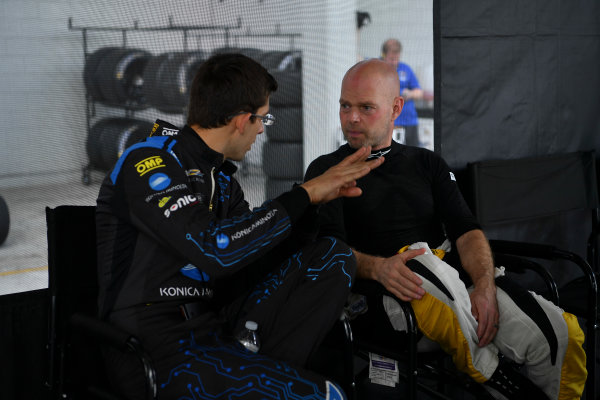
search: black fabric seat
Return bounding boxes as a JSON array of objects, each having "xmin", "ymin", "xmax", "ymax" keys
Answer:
[
  {"xmin": 467, "ymin": 151, "xmax": 599, "ymax": 400},
  {"xmin": 46, "ymin": 205, "xmax": 157, "ymax": 400}
]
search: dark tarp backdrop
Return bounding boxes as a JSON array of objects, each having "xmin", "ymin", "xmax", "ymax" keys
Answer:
[
  {"xmin": 438, "ymin": 0, "xmax": 600, "ymax": 167},
  {"xmin": 435, "ymin": 2, "xmax": 600, "ymax": 392},
  {"xmin": 436, "ymin": 0, "xmax": 600, "ymax": 281}
]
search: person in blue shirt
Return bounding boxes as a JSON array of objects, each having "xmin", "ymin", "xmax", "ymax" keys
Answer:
[{"xmin": 381, "ymin": 38, "xmax": 424, "ymax": 147}]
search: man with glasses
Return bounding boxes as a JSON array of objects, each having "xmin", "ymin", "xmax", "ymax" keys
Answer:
[{"xmin": 96, "ymin": 53, "xmax": 383, "ymax": 399}]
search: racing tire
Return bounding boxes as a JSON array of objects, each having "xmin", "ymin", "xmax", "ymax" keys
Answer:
[
  {"xmin": 269, "ymin": 70, "xmax": 302, "ymax": 106},
  {"xmin": 87, "ymin": 118, "xmax": 154, "ymax": 171},
  {"xmin": 261, "ymin": 50, "xmax": 301, "ymax": 71},
  {"xmin": 161, "ymin": 51, "xmax": 207, "ymax": 111},
  {"xmin": 212, "ymin": 47, "xmax": 265, "ymax": 63},
  {"xmin": 0, "ymin": 195, "xmax": 9, "ymax": 245},
  {"xmin": 265, "ymin": 106, "xmax": 303, "ymax": 142},
  {"xmin": 94, "ymin": 47, "xmax": 152, "ymax": 108},
  {"xmin": 262, "ymin": 141, "xmax": 303, "ymax": 179},
  {"xmin": 142, "ymin": 52, "xmax": 183, "ymax": 114},
  {"xmin": 83, "ymin": 47, "xmax": 120, "ymax": 101}
]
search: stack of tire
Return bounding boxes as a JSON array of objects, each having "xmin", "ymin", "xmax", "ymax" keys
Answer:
[
  {"xmin": 86, "ymin": 118, "xmax": 155, "ymax": 171},
  {"xmin": 142, "ymin": 50, "xmax": 207, "ymax": 114},
  {"xmin": 84, "ymin": 47, "xmax": 152, "ymax": 109},
  {"xmin": 260, "ymin": 50, "xmax": 303, "ymax": 198},
  {"xmin": 84, "ymin": 48, "xmax": 209, "ymax": 172}
]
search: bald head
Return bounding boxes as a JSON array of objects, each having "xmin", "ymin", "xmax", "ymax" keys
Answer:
[
  {"xmin": 339, "ymin": 59, "xmax": 404, "ymax": 150},
  {"xmin": 343, "ymin": 59, "xmax": 400, "ymax": 101}
]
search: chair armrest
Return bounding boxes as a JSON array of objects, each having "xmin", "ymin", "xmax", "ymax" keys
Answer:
[
  {"xmin": 489, "ymin": 239, "xmax": 597, "ymax": 322},
  {"xmin": 70, "ymin": 313, "xmax": 158, "ymax": 400},
  {"xmin": 493, "ymin": 252, "xmax": 560, "ymax": 305}
]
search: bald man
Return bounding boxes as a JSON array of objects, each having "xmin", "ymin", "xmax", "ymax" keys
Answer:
[{"xmin": 304, "ymin": 59, "xmax": 587, "ymax": 400}]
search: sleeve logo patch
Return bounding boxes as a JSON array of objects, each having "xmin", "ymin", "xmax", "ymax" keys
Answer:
[
  {"xmin": 216, "ymin": 233, "xmax": 230, "ymax": 249},
  {"xmin": 149, "ymin": 173, "xmax": 171, "ymax": 191},
  {"xmin": 135, "ymin": 156, "xmax": 165, "ymax": 176},
  {"xmin": 449, "ymin": 172, "xmax": 456, "ymax": 181},
  {"xmin": 164, "ymin": 195, "xmax": 197, "ymax": 217},
  {"xmin": 180, "ymin": 264, "xmax": 210, "ymax": 282},
  {"xmin": 158, "ymin": 196, "xmax": 172, "ymax": 208}
]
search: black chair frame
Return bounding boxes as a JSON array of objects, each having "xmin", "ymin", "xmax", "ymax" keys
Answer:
[{"xmin": 46, "ymin": 205, "xmax": 157, "ymax": 400}]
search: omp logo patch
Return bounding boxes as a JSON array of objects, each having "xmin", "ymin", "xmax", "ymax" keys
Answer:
[
  {"xmin": 158, "ymin": 196, "xmax": 171, "ymax": 208},
  {"xmin": 135, "ymin": 156, "xmax": 165, "ymax": 176},
  {"xmin": 148, "ymin": 173, "xmax": 171, "ymax": 191},
  {"xmin": 216, "ymin": 233, "xmax": 230, "ymax": 249},
  {"xmin": 164, "ymin": 194, "xmax": 197, "ymax": 217}
]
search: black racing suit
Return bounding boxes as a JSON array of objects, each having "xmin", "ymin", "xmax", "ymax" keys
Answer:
[
  {"xmin": 304, "ymin": 142, "xmax": 587, "ymax": 400},
  {"xmin": 96, "ymin": 120, "xmax": 354, "ymax": 399}
]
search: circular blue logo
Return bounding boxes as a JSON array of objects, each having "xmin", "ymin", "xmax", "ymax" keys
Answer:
[
  {"xmin": 148, "ymin": 173, "xmax": 171, "ymax": 191},
  {"xmin": 216, "ymin": 233, "xmax": 230, "ymax": 249}
]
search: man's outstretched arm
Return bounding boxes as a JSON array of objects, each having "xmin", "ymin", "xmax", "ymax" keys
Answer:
[{"xmin": 456, "ymin": 229, "xmax": 498, "ymax": 347}]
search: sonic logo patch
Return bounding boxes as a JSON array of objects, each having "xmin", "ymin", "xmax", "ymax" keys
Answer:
[
  {"xmin": 164, "ymin": 194, "xmax": 197, "ymax": 217},
  {"xmin": 135, "ymin": 156, "xmax": 165, "ymax": 176}
]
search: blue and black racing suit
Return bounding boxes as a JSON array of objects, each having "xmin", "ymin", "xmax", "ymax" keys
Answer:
[{"xmin": 96, "ymin": 120, "xmax": 354, "ymax": 399}]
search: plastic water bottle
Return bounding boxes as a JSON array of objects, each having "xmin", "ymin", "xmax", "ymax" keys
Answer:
[{"xmin": 237, "ymin": 320, "xmax": 260, "ymax": 353}]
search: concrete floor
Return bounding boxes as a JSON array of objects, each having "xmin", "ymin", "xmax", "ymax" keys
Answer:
[
  {"xmin": 0, "ymin": 166, "xmax": 266, "ymax": 296},
  {"xmin": 0, "ymin": 173, "xmax": 102, "ymax": 295}
]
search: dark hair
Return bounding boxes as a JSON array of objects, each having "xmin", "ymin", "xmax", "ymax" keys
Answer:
[
  {"xmin": 381, "ymin": 38, "xmax": 402, "ymax": 55},
  {"xmin": 186, "ymin": 53, "xmax": 277, "ymax": 128}
]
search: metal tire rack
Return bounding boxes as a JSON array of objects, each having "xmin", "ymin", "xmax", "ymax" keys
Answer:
[{"xmin": 69, "ymin": 16, "xmax": 301, "ymax": 185}]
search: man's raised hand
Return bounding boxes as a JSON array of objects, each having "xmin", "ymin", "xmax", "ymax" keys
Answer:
[{"xmin": 300, "ymin": 146, "xmax": 384, "ymax": 204}]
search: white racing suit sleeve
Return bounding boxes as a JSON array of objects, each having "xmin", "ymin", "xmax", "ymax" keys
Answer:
[{"xmin": 383, "ymin": 242, "xmax": 587, "ymax": 400}]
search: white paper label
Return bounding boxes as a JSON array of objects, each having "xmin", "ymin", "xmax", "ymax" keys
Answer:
[{"xmin": 368, "ymin": 352, "xmax": 399, "ymax": 387}]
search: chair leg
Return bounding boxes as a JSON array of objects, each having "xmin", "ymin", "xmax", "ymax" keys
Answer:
[
  {"xmin": 400, "ymin": 301, "xmax": 417, "ymax": 400},
  {"xmin": 340, "ymin": 313, "xmax": 356, "ymax": 400}
]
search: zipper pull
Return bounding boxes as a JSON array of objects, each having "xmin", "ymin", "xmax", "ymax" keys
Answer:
[{"xmin": 208, "ymin": 167, "xmax": 216, "ymax": 212}]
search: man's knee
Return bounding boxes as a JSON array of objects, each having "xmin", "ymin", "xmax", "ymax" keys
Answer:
[{"xmin": 302, "ymin": 236, "xmax": 356, "ymax": 288}]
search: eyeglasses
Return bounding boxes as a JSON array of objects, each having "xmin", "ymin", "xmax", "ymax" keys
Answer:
[{"xmin": 228, "ymin": 111, "xmax": 276, "ymax": 126}]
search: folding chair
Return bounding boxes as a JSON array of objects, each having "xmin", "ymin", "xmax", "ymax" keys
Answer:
[
  {"xmin": 350, "ymin": 277, "xmax": 495, "ymax": 400},
  {"xmin": 46, "ymin": 205, "xmax": 157, "ymax": 400},
  {"xmin": 467, "ymin": 150, "xmax": 599, "ymax": 400}
]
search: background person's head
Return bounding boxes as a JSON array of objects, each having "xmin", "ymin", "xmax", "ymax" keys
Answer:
[
  {"xmin": 187, "ymin": 53, "xmax": 278, "ymax": 128},
  {"xmin": 340, "ymin": 59, "xmax": 403, "ymax": 150},
  {"xmin": 381, "ymin": 38, "xmax": 402, "ymax": 67}
]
